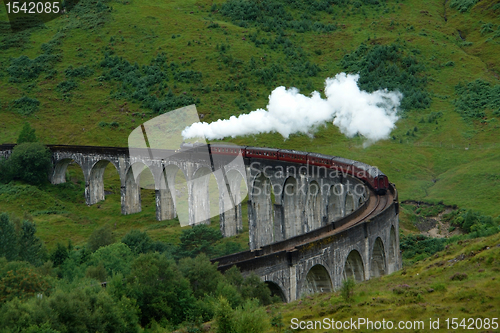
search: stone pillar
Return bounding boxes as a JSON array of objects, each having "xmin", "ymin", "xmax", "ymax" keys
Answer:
[{"xmin": 155, "ymin": 188, "xmax": 175, "ymax": 221}]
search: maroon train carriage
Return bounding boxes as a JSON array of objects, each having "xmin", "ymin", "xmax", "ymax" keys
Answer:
[
  {"xmin": 277, "ymin": 149, "xmax": 307, "ymax": 164},
  {"xmin": 244, "ymin": 146, "xmax": 279, "ymax": 160},
  {"xmin": 182, "ymin": 143, "xmax": 389, "ymax": 194}
]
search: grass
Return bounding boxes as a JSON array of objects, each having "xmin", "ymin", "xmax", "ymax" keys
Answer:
[{"xmin": 266, "ymin": 231, "xmax": 500, "ymax": 332}]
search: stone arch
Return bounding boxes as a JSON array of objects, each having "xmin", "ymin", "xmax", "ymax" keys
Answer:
[
  {"xmin": 343, "ymin": 250, "xmax": 365, "ymax": 282},
  {"xmin": 344, "ymin": 192, "xmax": 355, "ymax": 216},
  {"xmin": 223, "ymin": 169, "xmax": 248, "ymax": 236},
  {"xmin": 370, "ymin": 237, "xmax": 386, "ymax": 278},
  {"xmin": 304, "ymin": 264, "xmax": 333, "ymax": 295},
  {"xmin": 51, "ymin": 158, "xmax": 85, "ymax": 184},
  {"xmin": 282, "ymin": 176, "xmax": 301, "ymax": 238},
  {"xmin": 388, "ymin": 226, "xmax": 397, "ymax": 273},
  {"xmin": 191, "ymin": 166, "xmax": 217, "ymax": 225},
  {"xmin": 306, "ymin": 181, "xmax": 322, "ymax": 232},
  {"xmin": 251, "ymin": 172, "xmax": 273, "ymax": 249},
  {"xmin": 123, "ymin": 162, "xmax": 155, "ymax": 215},
  {"xmin": 87, "ymin": 159, "xmax": 120, "ymax": 206},
  {"xmin": 265, "ymin": 281, "xmax": 286, "ymax": 302},
  {"xmin": 328, "ymin": 183, "xmax": 343, "ymax": 222}
]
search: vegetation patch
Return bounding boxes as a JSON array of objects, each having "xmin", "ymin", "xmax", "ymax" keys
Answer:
[
  {"xmin": 99, "ymin": 53, "xmax": 200, "ymax": 114},
  {"xmin": 453, "ymin": 79, "xmax": 500, "ymax": 119},
  {"xmin": 341, "ymin": 43, "xmax": 430, "ymax": 111},
  {"xmin": 9, "ymin": 96, "xmax": 40, "ymax": 115}
]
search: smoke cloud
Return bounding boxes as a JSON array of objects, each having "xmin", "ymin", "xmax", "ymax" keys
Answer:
[{"xmin": 182, "ymin": 73, "xmax": 402, "ymax": 145}]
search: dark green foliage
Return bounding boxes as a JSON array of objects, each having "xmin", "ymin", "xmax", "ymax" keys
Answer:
[
  {"xmin": 178, "ymin": 254, "xmax": 223, "ymax": 299},
  {"xmin": 220, "ymin": 0, "xmax": 338, "ymax": 33},
  {"xmin": 400, "ymin": 234, "xmax": 446, "ymax": 261},
  {"xmin": 87, "ymin": 224, "xmax": 114, "ymax": 252},
  {"xmin": 0, "ymin": 287, "xmax": 140, "ymax": 333},
  {"xmin": 2, "ymin": 143, "xmax": 51, "ymax": 185},
  {"xmin": 0, "ymin": 214, "xmax": 19, "ymax": 262},
  {"xmin": 443, "ymin": 209, "xmax": 499, "ymax": 234},
  {"xmin": 174, "ymin": 224, "xmax": 223, "ymax": 259},
  {"xmin": 10, "ymin": 96, "xmax": 40, "ymax": 115},
  {"xmin": 454, "ymin": 79, "xmax": 500, "ymax": 119},
  {"xmin": 214, "ymin": 297, "xmax": 236, "ymax": 333},
  {"xmin": 99, "ymin": 53, "xmax": 199, "ymax": 114},
  {"xmin": 17, "ymin": 220, "xmax": 45, "ymax": 266},
  {"xmin": 50, "ymin": 243, "xmax": 69, "ymax": 267},
  {"xmin": 64, "ymin": 65, "xmax": 94, "ymax": 78},
  {"xmin": 450, "ymin": 0, "xmax": 477, "ymax": 13},
  {"xmin": 122, "ymin": 230, "xmax": 154, "ymax": 254},
  {"xmin": 56, "ymin": 80, "xmax": 78, "ymax": 93},
  {"xmin": 126, "ymin": 253, "xmax": 196, "ymax": 326},
  {"xmin": 340, "ymin": 278, "xmax": 355, "ymax": 302},
  {"xmin": 17, "ymin": 123, "xmax": 38, "ymax": 144},
  {"xmin": 88, "ymin": 243, "xmax": 133, "ymax": 277},
  {"xmin": 65, "ymin": 0, "xmax": 113, "ymax": 30},
  {"xmin": 7, "ymin": 54, "xmax": 60, "ymax": 82},
  {"xmin": 341, "ymin": 43, "xmax": 430, "ymax": 111}
]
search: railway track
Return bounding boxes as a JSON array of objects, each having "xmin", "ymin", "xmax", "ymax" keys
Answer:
[{"xmin": 213, "ymin": 186, "xmax": 396, "ymax": 269}]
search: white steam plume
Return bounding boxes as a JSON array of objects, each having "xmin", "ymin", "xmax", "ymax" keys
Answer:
[{"xmin": 182, "ymin": 73, "xmax": 402, "ymax": 144}]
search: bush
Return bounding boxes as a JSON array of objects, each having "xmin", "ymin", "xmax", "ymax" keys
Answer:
[
  {"xmin": 454, "ymin": 79, "xmax": 500, "ymax": 119},
  {"xmin": 2, "ymin": 143, "xmax": 51, "ymax": 185},
  {"xmin": 56, "ymin": 80, "xmax": 78, "ymax": 93},
  {"xmin": 340, "ymin": 278, "xmax": 355, "ymax": 302},
  {"xmin": 17, "ymin": 123, "xmax": 38, "ymax": 144},
  {"xmin": 87, "ymin": 224, "xmax": 114, "ymax": 252},
  {"xmin": 10, "ymin": 96, "xmax": 40, "ymax": 115},
  {"xmin": 341, "ymin": 43, "xmax": 430, "ymax": 111},
  {"xmin": 450, "ymin": 0, "xmax": 477, "ymax": 13},
  {"xmin": 64, "ymin": 65, "xmax": 94, "ymax": 78}
]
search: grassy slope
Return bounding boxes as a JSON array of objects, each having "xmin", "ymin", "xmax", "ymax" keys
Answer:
[
  {"xmin": 267, "ymin": 231, "xmax": 500, "ymax": 333},
  {"xmin": 0, "ymin": 0, "xmax": 499, "ymax": 249}
]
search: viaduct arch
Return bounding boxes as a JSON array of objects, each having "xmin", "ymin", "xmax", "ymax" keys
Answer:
[{"xmin": 0, "ymin": 143, "xmax": 401, "ymax": 302}]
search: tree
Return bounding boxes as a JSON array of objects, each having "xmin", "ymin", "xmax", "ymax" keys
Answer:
[
  {"xmin": 0, "ymin": 261, "xmax": 52, "ymax": 303},
  {"xmin": 126, "ymin": 253, "xmax": 196, "ymax": 327},
  {"xmin": 50, "ymin": 243, "xmax": 69, "ymax": 267},
  {"xmin": 88, "ymin": 242, "xmax": 133, "ymax": 277},
  {"xmin": 175, "ymin": 224, "xmax": 223, "ymax": 259},
  {"xmin": 214, "ymin": 296, "xmax": 236, "ymax": 333},
  {"xmin": 5, "ymin": 142, "xmax": 51, "ymax": 185},
  {"xmin": 17, "ymin": 122, "xmax": 38, "ymax": 144},
  {"xmin": 178, "ymin": 254, "xmax": 224, "ymax": 299},
  {"xmin": 0, "ymin": 213, "xmax": 19, "ymax": 261},
  {"xmin": 87, "ymin": 224, "xmax": 114, "ymax": 252},
  {"xmin": 17, "ymin": 220, "xmax": 45, "ymax": 266},
  {"xmin": 121, "ymin": 229, "xmax": 153, "ymax": 255}
]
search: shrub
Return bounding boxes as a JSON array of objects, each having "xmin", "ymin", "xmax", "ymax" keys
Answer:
[
  {"xmin": 450, "ymin": 272, "xmax": 468, "ymax": 281},
  {"xmin": 64, "ymin": 65, "xmax": 94, "ymax": 78},
  {"xmin": 450, "ymin": 0, "xmax": 477, "ymax": 13},
  {"xmin": 56, "ymin": 80, "xmax": 78, "ymax": 93},
  {"xmin": 10, "ymin": 96, "xmax": 40, "ymax": 115},
  {"xmin": 454, "ymin": 79, "xmax": 500, "ymax": 119},
  {"xmin": 87, "ymin": 224, "xmax": 114, "ymax": 252},
  {"xmin": 17, "ymin": 123, "xmax": 37, "ymax": 144},
  {"xmin": 340, "ymin": 278, "xmax": 355, "ymax": 302},
  {"xmin": 341, "ymin": 43, "xmax": 430, "ymax": 111},
  {"xmin": 3, "ymin": 142, "xmax": 51, "ymax": 185}
]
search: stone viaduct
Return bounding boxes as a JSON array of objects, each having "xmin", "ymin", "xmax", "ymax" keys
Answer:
[{"xmin": 0, "ymin": 143, "xmax": 401, "ymax": 301}]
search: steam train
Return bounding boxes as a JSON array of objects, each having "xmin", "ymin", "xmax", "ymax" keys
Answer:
[{"xmin": 181, "ymin": 143, "xmax": 389, "ymax": 194}]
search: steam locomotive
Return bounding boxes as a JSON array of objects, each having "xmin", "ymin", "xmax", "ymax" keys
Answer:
[{"xmin": 181, "ymin": 143, "xmax": 389, "ymax": 194}]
